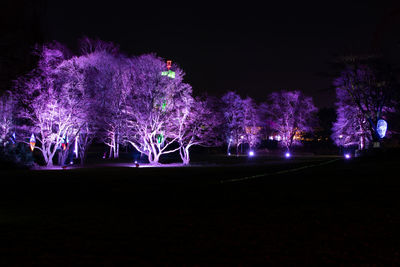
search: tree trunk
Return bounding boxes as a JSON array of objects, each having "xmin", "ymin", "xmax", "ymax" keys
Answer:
[
  {"xmin": 179, "ymin": 146, "xmax": 184, "ymax": 162},
  {"xmin": 79, "ymin": 146, "xmax": 88, "ymax": 165},
  {"xmin": 183, "ymin": 146, "xmax": 190, "ymax": 165},
  {"xmin": 109, "ymin": 142, "xmax": 113, "ymax": 159},
  {"xmin": 114, "ymin": 142, "xmax": 119, "ymax": 159},
  {"xmin": 45, "ymin": 154, "xmax": 54, "ymax": 167},
  {"xmin": 360, "ymin": 135, "xmax": 365, "ymax": 150},
  {"xmin": 286, "ymin": 143, "xmax": 290, "ymax": 153},
  {"xmin": 80, "ymin": 150, "xmax": 86, "ymax": 165},
  {"xmin": 148, "ymin": 152, "xmax": 160, "ymax": 165},
  {"xmin": 42, "ymin": 145, "xmax": 53, "ymax": 167},
  {"xmin": 57, "ymin": 150, "xmax": 62, "ymax": 165},
  {"xmin": 180, "ymin": 145, "xmax": 190, "ymax": 165}
]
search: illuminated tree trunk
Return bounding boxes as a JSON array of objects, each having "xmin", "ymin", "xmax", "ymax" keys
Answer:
[
  {"xmin": 44, "ymin": 144, "xmax": 56, "ymax": 167},
  {"xmin": 114, "ymin": 132, "xmax": 119, "ymax": 158},
  {"xmin": 79, "ymin": 136, "xmax": 91, "ymax": 165},
  {"xmin": 39, "ymin": 131, "xmax": 62, "ymax": 167},
  {"xmin": 42, "ymin": 149, "xmax": 50, "ymax": 167},
  {"xmin": 360, "ymin": 135, "xmax": 365, "ymax": 150},
  {"xmin": 58, "ymin": 148, "xmax": 67, "ymax": 166},
  {"xmin": 79, "ymin": 134, "xmax": 90, "ymax": 165},
  {"xmin": 147, "ymin": 151, "xmax": 160, "ymax": 165},
  {"xmin": 108, "ymin": 141, "xmax": 113, "ymax": 158},
  {"xmin": 227, "ymin": 140, "xmax": 232, "ymax": 155},
  {"xmin": 180, "ymin": 145, "xmax": 191, "ymax": 165}
]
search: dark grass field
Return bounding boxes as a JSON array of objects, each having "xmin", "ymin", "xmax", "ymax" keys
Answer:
[{"xmin": 1, "ymin": 154, "xmax": 400, "ymax": 265}]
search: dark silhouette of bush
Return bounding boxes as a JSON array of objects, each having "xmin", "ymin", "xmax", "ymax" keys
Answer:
[{"xmin": 0, "ymin": 143, "xmax": 35, "ymax": 169}]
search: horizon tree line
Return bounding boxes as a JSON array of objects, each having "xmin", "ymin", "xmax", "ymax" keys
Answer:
[{"xmin": 1, "ymin": 38, "xmax": 398, "ymax": 167}]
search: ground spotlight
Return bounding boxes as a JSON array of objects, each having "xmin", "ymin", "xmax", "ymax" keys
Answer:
[
  {"xmin": 285, "ymin": 152, "xmax": 291, "ymax": 158},
  {"xmin": 248, "ymin": 150, "xmax": 255, "ymax": 157},
  {"xmin": 344, "ymin": 153, "xmax": 351, "ymax": 159}
]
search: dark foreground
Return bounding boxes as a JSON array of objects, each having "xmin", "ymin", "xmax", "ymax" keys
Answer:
[{"xmin": 1, "ymin": 155, "xmax": 400, "ymax": 265}]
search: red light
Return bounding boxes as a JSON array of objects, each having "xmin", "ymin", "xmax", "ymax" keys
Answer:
[{"xmin": 166, "ymin": 60, "xmax": 172, "ymax": 70}]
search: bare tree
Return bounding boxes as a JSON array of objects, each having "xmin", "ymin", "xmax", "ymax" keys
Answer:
[
  {"xmin": 174, "ymin": 96, "xmax": 222, "ymax": 165},
  {"xmin": 14, "ymin": 43, "xmax": 85, "ymax": 166},
  {"xmin": 334, "ymin": 63, "xmax": 396, "ymax": 147},
  {"xmin": 331, "ymin": 84, "xmax": 371, "ymax": 150},
  {"xmin": 263, "ymin": 90, "xmax": 317, "ymax": 152},
  {"xmin": 221, "ymin": 91, "xmax": 245, "ymax": 155},
  {"xmin": 0, "ymin": 91, "xmax": 15, "ymax": 147},
  {"xmin": 124, "ymin": 54, "xmax": 191, "ymax": 164}
]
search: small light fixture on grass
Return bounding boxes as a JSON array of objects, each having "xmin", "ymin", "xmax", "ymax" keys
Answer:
[
  {"xmin": 344, "ymin": 153, "xmax": 351, "ymax": 159},
  {"xmin": 248, "ymin": 150, "xmax": 255, "ymax": 157},
  {"xmin": 285, "ymin": 152, "xmax": 291, "ymax": 158}
]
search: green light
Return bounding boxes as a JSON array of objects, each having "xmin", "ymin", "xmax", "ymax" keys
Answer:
[
  {"xmin": 162, "ymin": 100, "xmax": 166, "ymax": 111},
  {"xmin": 157, "ymin": 133, "xmax": 164, "ymax": 143},
  {"xmin": 161, "ymin": 70, "xmax": 175, "ymax": 79},
  {"xmin": 168, "ymin": 71, "xmax": 175, "ymax": 78}
]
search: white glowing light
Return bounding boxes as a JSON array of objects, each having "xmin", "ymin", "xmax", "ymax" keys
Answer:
[
  {"xmin": 269, "ymin": 136, "xmax": 274, "ymax": 140},
  {"xmin": 248, "ymin": 151, "xmax": 254, "ymax": 157},
  {"xmin": 228, "ymin": 152, "xmax": 231, "ymax": 156},
  {"xmin": 74, "ymin": 138, "xmax": 78, "ymax": 158},
  {"xmin": 377, "ymin": 119, "xmax": 387, "ymax": 138},
  {"xmin": 344, "ymin": 153, "xmax": 351, "ymax": 159},
  {"xmin": 285, "ymin": 152, "xmax": 291, "ymax": 158}
]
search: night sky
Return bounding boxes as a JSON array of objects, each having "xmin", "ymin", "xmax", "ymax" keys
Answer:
[{"xmin": 5, "ymin": 1, "xmax": 400, "ymax": 107}]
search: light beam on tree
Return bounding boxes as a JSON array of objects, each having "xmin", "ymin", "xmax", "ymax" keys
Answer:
[{"xmin": 29, "ymin": 133, "xmax": 36, "ymax": 151}]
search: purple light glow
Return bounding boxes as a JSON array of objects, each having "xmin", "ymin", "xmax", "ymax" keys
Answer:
[
  {"xmin": 344, "ymin": 153, "xmax": 351, "ymax": 159},
  {"xmin": 248, "ymin": 150, "xmax": 254, "ymax": 157},
  {"xmin": 377, "ymin": 119, "xmax": 387, "ymax": 138},
  {"xmin": 74, "ymin": 138, "xmax": 78, "ymax": 158},
  {"xmin": 285, "ymin": 152, "xmax": 291, "ymax": 158}
]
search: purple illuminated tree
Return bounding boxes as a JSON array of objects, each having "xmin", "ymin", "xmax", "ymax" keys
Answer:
[
  {"xmin": 331, "ymin": 84, "xmax": 371, "ymax": 149},
  {"xmin": 0, "ymin": 92, "xmax": 15, "ymax": 147},
  {"xmin": 174, "ymin": 96, "xmax": 222, "ymax": 165},
  {"xmin": 124, "ymin": 54, "xmax": 191, "ymax": 164},
  {"xmin": 14, "ymin": 42, "xmax": 86, "ymax": 166},
  {"xmin": 333, "ymin": 63, "xmax": 396, "ymax": 147},
  {"xmin": 242, "ymin": 97, "xmax": 261, "ymax": 150},
  {"xmin": 53, "ymin": 52, "xmax": 102, "ymax": 165},
  {"xmin": 221, "ymin": 91, "xmax": 245, "ymax": 155},
  {"xmin": 263, "ymin": 90, "xmax": 317, "ymax": 151},
  {"xmin": 221, "ymin": 92, "xmax": 261, "ymax": 155},
  {"xmin": 78, "ymin": 38, "xmax": 128, "ymax": 159}
]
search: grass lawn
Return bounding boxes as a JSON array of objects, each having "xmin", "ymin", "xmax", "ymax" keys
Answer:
[{"xmin": 1, "ymin": 154, "xmax": 400, "ymax": 265}]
